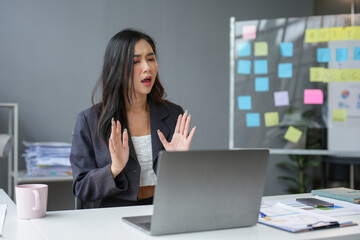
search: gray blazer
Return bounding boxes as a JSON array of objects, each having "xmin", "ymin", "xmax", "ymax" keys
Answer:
[{"xmin": 70, "ymin": 99, "xmax": 183, "ymax": 204}]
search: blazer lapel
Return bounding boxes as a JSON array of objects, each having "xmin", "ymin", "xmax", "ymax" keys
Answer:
[
  {"xmin": 149, "ymin": 100, "xmax": 169, "ymax": 167},
  {"xmin": 121, "ymin": 119, "xmax": 138, "ymax": 164}
]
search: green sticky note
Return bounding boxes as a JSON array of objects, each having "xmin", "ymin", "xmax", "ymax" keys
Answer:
[
  {"xmin": 264, "ymin": 112, "xmax": 279, "ymax": 127},
  {"xmin": 254, "ymin": 42, "xmax": 268, "ymax": 56},
  {"xmin": 333, "ymin": 109, "xmax": 347, "ymax": 122},
  {"xmin": 284, "ymin": 126, "xmax": 303, "ymax": 143}
]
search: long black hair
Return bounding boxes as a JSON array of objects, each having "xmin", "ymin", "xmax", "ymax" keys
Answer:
[{"xmin": 92, "ymin": 29, "xmax": 166, "ymax": 146}]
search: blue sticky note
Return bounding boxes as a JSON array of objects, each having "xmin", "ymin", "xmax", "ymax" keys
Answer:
[
  {"xmin": 246, "ymin": 113, "xmax": 260, "ymax": 127},
  {"xmin": 280, "ymin": 42, "xmax": 293, "ymax": 57},
  {"xmin": 317, "ymin": 48, "xmax": 331, "ymax": 62},
  {"xmin": 254, "ymin": 60, "xmax": 268, "ymax": 74},
  {"xmin": 336, "ymin": 48, "xmax": 348, "ymax": 62},
  {"xmin": 255, "ymin": 77, "xmax": 269, "ymax": 92},
  {"xmin": 237, "ymin": 60, "xmax": 251, "ymax": 74},
  {"xmin": 237, "ymin": 42, "xmax": 251, "ymax": 57},
  {"xmin": 354, "ymin": 47, "xmax": 360, "ymax": 60},
  {"xmin": 278, "ymin": 63, "xmax": 292, "ymax": 78},
  {"xmin": 237, "ymin": 96, "xmax": 251, "ymax": 110}
]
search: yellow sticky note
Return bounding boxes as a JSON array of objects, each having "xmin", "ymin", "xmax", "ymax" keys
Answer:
[
  {"xmin": 318, "ymin": 28, "xmax": 330, "ymax": 42},
  {"xmin": 264, "ymin": 112, "xmax": 279, "ymax": 127},
  {"xmin": 284, "ymin": 126, "xmax": 303, "ymax": 143},
  {"xmin": 349, "ymin": 69, "xmax": 360, "ymax": 82},
  {"xmin": 355, "ymin": 26, "xmax": 360, "ymax": 40},
  {"xmin": 254, "ymin": 42, "xmax": 268, "ymax": 56},
  {"xmin": 330, "ymin": 27, "xmax": 343, "ymax": 41},
  {"xmin": 333, "ymin": 109, "xmax": 347, "ymax": 122},
  {"xmin": 323, "ymin": 69, "xmax": 337, "ymax": 82},
  {"xmin": 343, "ymin": 26, "xmax": 357, "ymax": 40},
  {"xmin": 310, "ymin": 67, "xmax": 324, "ymax": 82},
  {"xmin": 305, "ymin": 29, "xmax": 319, "ymax": 43},
  {"xmin": 337, "ymin": 70, "xmax": 350, "ymax": 82}
]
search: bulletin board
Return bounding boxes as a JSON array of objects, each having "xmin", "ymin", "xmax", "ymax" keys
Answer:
[{"xmin": 229, "ymin": 14, "xmax": 360, "ymax": 150}]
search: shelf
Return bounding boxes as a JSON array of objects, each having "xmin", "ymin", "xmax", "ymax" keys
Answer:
[
  {"xmin": 268, "ymin": 149, "xmax": 360, "ymax": 158},
  {"xmin": 1, "ymin": 103, "xmax": 18, "ymax": 198},
  {"xmin": 13, "ymin": 170, "xmax": 73, "ymax": 183}
]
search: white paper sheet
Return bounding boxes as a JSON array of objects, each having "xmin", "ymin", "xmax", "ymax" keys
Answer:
[
  {"xmin": 0, "ymin": 204, "xmax": 7, "ymax": 236},
  {"xmin": 263, "ymin": 196, "xmax": 360, "ymax": 217}
]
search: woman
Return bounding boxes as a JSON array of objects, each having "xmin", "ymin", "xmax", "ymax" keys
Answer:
[{"xmin": 70, "ymin": 29, "xmax": 196, "ymax": 207}]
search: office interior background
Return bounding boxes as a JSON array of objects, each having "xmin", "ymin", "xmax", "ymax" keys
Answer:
[{"xmin": 1, "ymin": 0, "xmax": 359, "ymax": 210}]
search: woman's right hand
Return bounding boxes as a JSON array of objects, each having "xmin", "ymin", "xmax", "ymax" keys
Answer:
[{"xmin": 109, "ymin": 119, "xmax": 129, "ymax": 178}]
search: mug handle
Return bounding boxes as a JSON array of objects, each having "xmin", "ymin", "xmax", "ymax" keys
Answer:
[{"xmin": 33, "ymin": 190, "xmax": 40, "ymax": 211}]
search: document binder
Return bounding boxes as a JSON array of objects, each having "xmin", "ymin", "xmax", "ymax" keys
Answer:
[{"xmin": 311, "ymin": 188, "xmax": 360, "ymax": 204}]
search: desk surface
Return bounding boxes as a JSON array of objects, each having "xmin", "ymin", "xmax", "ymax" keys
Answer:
[
  {"xmin": 1, "ymin": 189, "xmax": 360, "ymax": 240},
  {"xmin": 0, "ymin": 189, "xmax": 45, "ymax": 240},
  {"xmin": 28, "ymin": 193, "xmax": 360, "ymax": 240}
]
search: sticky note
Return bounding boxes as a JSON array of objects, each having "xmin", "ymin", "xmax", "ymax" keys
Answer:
[
  {"xmin": 255, "ymin": 77, "xmax": 269, "ymax": 92},
  {"xmin": 237, "ymin": 96, "xmax": 251, "ymax": 110},
  {"xmin": 237, "ymin": 60, "xmax": 251, "ymax": 74},
  {"xmin": 318, "ymin": 28, "xmax": 330, "ymax": 42},
  {"xmin": 354, "ymin": 47, "xmax": 360, "ymax": 60},
  {"xmin": 343, "ymin": 26, "xmax": 357, "ymax": 40},
  {"xmin": 323, "ymin": 69, "xmax": 337, "ymax": 82},
  {"xmin": 243, "ymin": 25, "xmax": 256, "ymax": 39},
  {"xmin": 274, "ymin": 91, "xmax": 289, "ymax": 106},
  {"xmin": 280, "ymin": 42, "xmax": 293, "ymax": 57},
  {"xmin": 305, "ymin": 29, "xmax": 318, "ymax": 43},
  {"xmin": 237, "ymin": 42, "xmax": 251, "ymax": 57},
  {"xmin": 304, "ymin": 89, "xmax": 323, "ymax": 104},
  {"xmin": 333, "ymin": 109, "xmax": 347, "ymax": 122},
  {"xmin": 317, "ymin": 48, "xmax": 331, "ymax": 62},
  {"xmin": 254, "ymin": 60, "xmax": 268, "ymax": 74},
  {"xmin": 310, "ymin": 67, "xmax": 324, "ymax": 82},
  {"xmin": 254, "ymin": 42, "xmax": 268, "ymax": 56},
  {"xmin": 337, "ymin": 70, "xmax": 349, "ymax": 82},
  {"xmin": 349, "ymin": 69, "xmax": 360, "ymax": 82},
  {"xmin": 336, "ymin": 48, "xmax": 348, "ymax": 62},
  {"xmin": 330, "ymin": 27, "xmax": 343, "ymax": 41},
  {"xmin": 264, "ymin": 112, "xmax": 279, "ymax": 127},
  {"xmin": 246, "ymin": 113, "xmax": 260, "ymax": 127},
  {"xmin": 284, "ymin": 126, "xmax": 303, "ymax": 143},
  {"xmin": 278, "ymin": 63, "xmax": 292, "ymax": 78}
]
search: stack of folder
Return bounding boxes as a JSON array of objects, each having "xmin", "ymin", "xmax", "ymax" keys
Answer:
[
  {"xmin": 22, "ymin": 141, "xmax": 72, "ymax": 177},
  {"xmin": 312, "ymin": 188, "xmax": 360, "ymax": 204}
]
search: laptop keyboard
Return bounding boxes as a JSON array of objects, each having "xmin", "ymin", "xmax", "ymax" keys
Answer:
[{"xmin": 140, "ymin": 222, "xmax": 151, "ymax": 229}]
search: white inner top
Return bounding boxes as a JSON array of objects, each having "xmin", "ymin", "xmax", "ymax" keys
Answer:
[{"xmin": 131, "ymin": 135, "xmax": 157, "ymax": 186}]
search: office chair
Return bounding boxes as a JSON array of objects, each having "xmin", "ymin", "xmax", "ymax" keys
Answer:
[{"xmin": 74, "ymin": 197, "xmax": 101, "ymax": 209}]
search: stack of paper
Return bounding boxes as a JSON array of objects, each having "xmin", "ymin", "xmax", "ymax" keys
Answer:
[
  {"xmin": 259, "ymin": 203, "xmax": 356, "ymax": 233},
  {"xmin": 23, "ymin": 141, "xmax": 72, "ymax": 177}
]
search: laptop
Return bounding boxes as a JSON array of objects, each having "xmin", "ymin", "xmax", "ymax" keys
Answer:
[{"xmin": 122, "ymin": 149, "xmax": 269, "ymax": 235}]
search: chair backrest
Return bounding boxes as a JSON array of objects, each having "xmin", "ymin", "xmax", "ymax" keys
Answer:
[{"xmin": 74, "ymin": 197, "xmax": 101, "ymax": 209}]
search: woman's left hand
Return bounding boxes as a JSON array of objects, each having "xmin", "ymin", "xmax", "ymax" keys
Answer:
[{"xmin": 157, "ymin": 111, "xmax": 196, "ymax": 151}]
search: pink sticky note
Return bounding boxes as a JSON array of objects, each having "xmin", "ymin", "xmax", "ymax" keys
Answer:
[
  {"xmin": 243, "ymin": 25, "xmax": 256, "ymax": 39},
  {"xmin": 304, "ymin": 89, "xmax": 323, "ymax": 104},
  {"xmin": 274, "ymin": 91, "xmax": 289, "ymax": 106}
]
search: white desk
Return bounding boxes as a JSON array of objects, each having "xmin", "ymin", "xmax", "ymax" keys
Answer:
[
  {"xmin": 0, "ymin": 189, "xmax": 45, "ymax": 239},
  {"xmin": 28, "ymin": 193, "xmax": 360, "ymax": 240}
]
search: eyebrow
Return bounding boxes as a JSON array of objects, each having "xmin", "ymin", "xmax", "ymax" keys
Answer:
[{"xmin": 133, "ymin": 53, "xmax": 155, "ymax": 58}]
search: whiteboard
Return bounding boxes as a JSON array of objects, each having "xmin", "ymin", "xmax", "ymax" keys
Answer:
[
  {"xmin": 328, "ymin": 40, "xmax": 360, "ymax": 151},
  {"xmin": 230, "ymin": 14, "xmax": 360, "ymax": 151}
]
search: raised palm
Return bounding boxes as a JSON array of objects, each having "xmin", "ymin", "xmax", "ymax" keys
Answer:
[{"xmin": 157, "ymin": 111, "xmax": 196, "ymax": 151}]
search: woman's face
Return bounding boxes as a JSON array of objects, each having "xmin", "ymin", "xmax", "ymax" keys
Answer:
[{"xmin": 131, "ymin": 39, "xmax": 158, "ymax": 98}]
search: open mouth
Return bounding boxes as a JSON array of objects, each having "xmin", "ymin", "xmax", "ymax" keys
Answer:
[{"xmin": 141, "ymin": 76, "xmax": 152, "ymax": 86}]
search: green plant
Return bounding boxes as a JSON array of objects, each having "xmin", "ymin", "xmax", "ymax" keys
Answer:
[
  {"xmin": 277, "ymin": 154, "xmax": 321, "ymax": 194},
  {"xmin": 277, "ymin": 107, "xmax": 324, "ymax": 194}
]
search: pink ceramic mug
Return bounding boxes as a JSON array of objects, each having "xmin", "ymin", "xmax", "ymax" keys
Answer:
[{"xmin": 15, "ymin": 184, "xmax": 48, "ymax": 219}]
